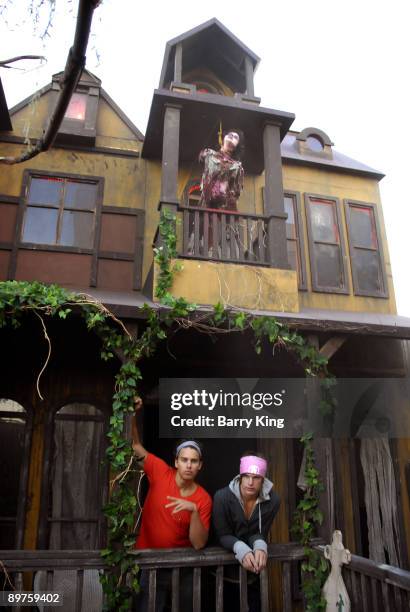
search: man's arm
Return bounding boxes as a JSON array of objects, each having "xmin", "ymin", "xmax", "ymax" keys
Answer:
[
  {"xmin": 131, "ymin": 397, "xmax": 148, "ymax": 464},
  {"xmin": 189, "ymin": 505, "xmax": 209, "ymax": 550},
  {"xmin": 164, "ymin": 496, "xmax": 209, "ymax": 550},
  {"xmin": 212, "ymin": 490, "xmax": 257, "ymax": 571}
]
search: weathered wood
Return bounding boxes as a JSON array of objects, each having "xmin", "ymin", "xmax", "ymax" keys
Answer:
[
  {"xmin": 194, "ymin": 210, "xmax": 200, "ymax": 256},
  {"xmin": 360, "ymin": 572, "xmax": 369, "ymax": 612},
  {"xmin": 171, "ymin": 567, "xmax": 180, "ymax": 612},
  {"xmin": 319, "ymin": 335, "xmax": 347, "ymax": 360},
  {"xmin": 381, "ymin": 580, "xmax": 391, "ymax": 612},
  {"xmin": 203, "ymin": 211, "xmax": 209, "ymax": 257},
  {"xmin": 282, "ymin": 561, "xmax": 292, "ymax": 612},
  {"xmin": 46, "ymin": 569, "xmax": 53, "ymax": 591},
  {"xmin": 370, "ymin": 576, "xmax": 379, "ymax": 611},
  {"xmin": 238, "ymin": 217, "xmax": 244, "ymax": 260},
  {"xmin": 215, "ymin": 566, "xmax": 223, "ymax": 612},
  {"xmin": 260, "ymin": 567, "xmax": 269, "ymax": 612},
  {"xmin": 350, "ymin": 570, "xmax": 361, "ymax": 608},
  {"xmin": 183, "ymin": 209, "xmax": 189, "ymax": 254},
  {"xmin": 239, "ymin": 566, "xmax": 247, "ymax": 612},
  {"xmin": 212, "ymin": 212, "xmax": 219, "ymax": 257},
  {"xmin": 257, "ymin": 219, "xmax": 265, "ymax": 263},
  {"xmin": 221, "ymin": 213, "xmax": 227, "ymax": 259},
  {"xmin": 74, "ymin": 569, "xmax": 84, "ymax": 612},
  {"xmin": 148, "ymin": 569, "xmax": 157, "ymax": 612},
  {"xmin": 193, "ymin": 566, "xmax": 201, "ymax": 611}
]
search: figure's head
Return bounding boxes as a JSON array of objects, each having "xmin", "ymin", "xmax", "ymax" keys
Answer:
[
  {"xmin": 174, "ymin": 440, "xmax": 203, "ymax": 482},
  {"xmin": 239, "ymin": 452, "xmax": 267, "ymax": 501},
  {"xmin": 220, "ymin": 129, "xmax": 244, "ymax": 160}
]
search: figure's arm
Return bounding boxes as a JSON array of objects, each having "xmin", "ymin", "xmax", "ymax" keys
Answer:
[{"xmin": 131, "ymin": 397, "xmax": 148, "ymax": 464}]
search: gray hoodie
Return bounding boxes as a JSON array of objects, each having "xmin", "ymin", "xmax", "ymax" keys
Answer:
[{"xmin": 213, "ymin": 475, "xmax": 280, "ymax": 563}]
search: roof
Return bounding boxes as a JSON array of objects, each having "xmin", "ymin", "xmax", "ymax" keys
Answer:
[
  {"xmin": 159, "ymin": 18, "xmax": 260, "ymax": 93},
  {"xmin": 67, "ymin": 287, "xmax": 410, "ymax": 340},
  {"xmin": 0, "ymin": 77, "xmax": 12, "ymax": 131},
  {"xmin": 142, "ymin": 89, "xmax": 295, "ymax": 174},
  {"xmin": 281, "ymin": 132, "xmax": 384, "ymax": 180},
  {"xmin": 8, "ymin": 69, "xmax": 144, "ymax": 141}
]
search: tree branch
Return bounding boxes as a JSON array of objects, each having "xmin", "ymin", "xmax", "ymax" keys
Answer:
[
  {"xmin": 0, "ymin": 54, "xmax": 46, "ymax": 68},
  {"xmin": 0, "ymin": 0, "xmax": 101, "ymax": 165}
]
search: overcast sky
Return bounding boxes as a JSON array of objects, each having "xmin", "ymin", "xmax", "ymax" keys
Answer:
[{"xmin": 1, "ymin": 0, "xmax": 409, "ymax": 316}]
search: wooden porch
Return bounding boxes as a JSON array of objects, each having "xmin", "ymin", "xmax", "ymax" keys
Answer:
[{"xmin": 2, "ymin": 543, "xmax": 410, "ymax": 611}]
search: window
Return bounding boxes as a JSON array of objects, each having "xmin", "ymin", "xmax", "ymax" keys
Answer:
[
  {"xmin": 305, "ymin": 194, "xmax": 349, "ymax": 293},
  {"xmin": 21, "ymin": 173, "xmax": 101, "ymax": 250},
  {"xmin": 65, "ymin": 93, "xmax": 87, "ymax": 121},
  {"xmin": 284, "ymin": 192, "xmax": 307, "ymax": 290},
  {"xmin": 344, "ymin": 200, "xmax": 388, "ymax": 297}
]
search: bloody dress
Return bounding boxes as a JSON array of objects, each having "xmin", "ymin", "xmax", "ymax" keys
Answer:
[{"xmin": 199, "ymin": 148, "xmax": 244, "ymax": 210}]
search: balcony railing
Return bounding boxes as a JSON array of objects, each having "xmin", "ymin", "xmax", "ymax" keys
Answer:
[
  {"xmin": 316, "ymin": 545, "xmax": 410, "ymax": 611},
  {"xmin": 0, "ymin": 543, "xmax": 305, "ymax": 611},
  {"xmin": 180, "ymin": 205, "xmax": 271, "ymax": 266},
  {"xmin": 3, "ymin": 543, "xmax": 410, "ymax": 610}
]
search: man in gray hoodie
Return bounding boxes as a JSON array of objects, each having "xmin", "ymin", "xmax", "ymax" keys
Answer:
[{"xmin": 212, "ymin": 453, "xmax": 280, "ymax": 611}]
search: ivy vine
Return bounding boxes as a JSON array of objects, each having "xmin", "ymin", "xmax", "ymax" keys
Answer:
[{"xmin": 0, "ymin": 207, "xmax": 333, "ymax": 610}]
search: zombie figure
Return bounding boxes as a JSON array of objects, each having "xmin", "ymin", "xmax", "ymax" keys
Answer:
[{"xmin": 199, "ymin": 130, "xmax": 244, "ymax": 210}]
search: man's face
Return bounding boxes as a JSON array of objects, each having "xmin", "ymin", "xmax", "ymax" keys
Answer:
[
  {"xmin": 175, "ymin": 447, "xmax": 202, "ymax": 481},
  {"xmin": 240, "ymin": 473, "xmax": 263, "ymax": 500}
]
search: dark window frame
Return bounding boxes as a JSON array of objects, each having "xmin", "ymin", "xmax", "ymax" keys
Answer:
[
  {"xmin": 305, "ymin": 193, "xmax": 349, "ymax": 294},
  {"xmin": 0, "ymin": 398, "xmax": 33, "ymax": 549},
  {"xmin": 344, "ymin": 199, "xmax": 388, "ymax": 298},
  {"xmin": 51, "ymin": 83, "xmax": 99, "ymax": 144},
  {"xmin": 284, "ymin": 190, "xmax": 307, "ymax": 291},
  {"xmin": 16, "ymin": 169, "xmax": 104, "ymax": 255}
]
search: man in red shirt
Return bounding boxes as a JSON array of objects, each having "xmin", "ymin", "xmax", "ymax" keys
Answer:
[{"xmin": 132, "ymin": 398, "xmax": 211, "ymax": 610}]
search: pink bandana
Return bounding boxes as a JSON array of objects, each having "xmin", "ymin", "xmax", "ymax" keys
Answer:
[{"xmin": 240, "ymin": 455, "xmax": 267, "ymax": 477}]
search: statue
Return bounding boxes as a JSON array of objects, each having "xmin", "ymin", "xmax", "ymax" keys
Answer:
[
  {"xmin": 322, "ymin": 530, "xmax": 351, "ymax": 611},
  {"xmin": 198, "ymin": 130, "xmax": 244, "ymax": 210}
]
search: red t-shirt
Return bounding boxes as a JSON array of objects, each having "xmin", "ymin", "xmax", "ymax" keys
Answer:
[{"xmin": 135, "ymin": 453, "xmax": 212, "ymax": 549}]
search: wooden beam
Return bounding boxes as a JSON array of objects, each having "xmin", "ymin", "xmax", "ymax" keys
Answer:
[{"xmin": 319, "ymin": 335, "xmax": 347, "ymax": 360}]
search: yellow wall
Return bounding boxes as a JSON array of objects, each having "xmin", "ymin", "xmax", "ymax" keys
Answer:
[
  {"xmin": 153, "ymin": 258, "xmax": 299, "ymax": 312},
  {"xmin": 254, "ymin": 163, "xmax": 397, "ymax": 314},
  {"xmin": 1, "ymin": 87, "xmax": 145, "ymax": 208}
]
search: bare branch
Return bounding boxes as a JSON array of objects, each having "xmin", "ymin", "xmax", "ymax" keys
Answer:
[
  {"xmin": 0, "ymin": 0, "xmax": 101, "ymax": 165},
  {"xmin": 0, "ymin": 54, "xmax": 46, "ymax": 68}
]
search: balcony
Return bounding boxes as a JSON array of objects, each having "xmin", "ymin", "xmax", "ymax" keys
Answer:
[{"xmin": 2, "ymin": 543, "xmax": 410, "ymax": 611}]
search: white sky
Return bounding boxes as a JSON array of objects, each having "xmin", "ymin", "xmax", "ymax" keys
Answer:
[{"xmin": 1, "ymin": 0, "xmax": 409, "ymax": 316}]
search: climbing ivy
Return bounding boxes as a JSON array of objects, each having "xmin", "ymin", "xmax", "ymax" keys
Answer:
[{"xmin": 0, "ymin": 207, "xmax": 332, "ymax": 610}]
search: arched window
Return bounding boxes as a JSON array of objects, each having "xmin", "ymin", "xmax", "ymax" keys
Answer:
[
  {"xmin": 40, "ymin": 403, "xmax": 107, "ymax": 550},
  {"xmin": 0, "ymin": 399, "xmax": 30, "ymax": 548}
]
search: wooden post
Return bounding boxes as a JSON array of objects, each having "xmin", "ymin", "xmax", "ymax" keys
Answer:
[
  {"xmin": 307, "ymin": 334, "xmax": 335, "ymax": 541},
  {"xmin": 160, "ymin": 103, "xmax": 181, "ymax": 207},
  {"xmin": 262, "ymin": 122, "xmax": 289, "ymax": 269},
  {"xmin": 244, "ymin": 56, "xmax": 254, "ymax": 97},
  {"xmin": 174, "ymin": 43, "xmax": 183, "ymax": 83}
]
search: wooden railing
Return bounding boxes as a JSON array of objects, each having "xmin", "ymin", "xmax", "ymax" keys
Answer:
[
  {"xmin": 315, "ymin": 545, "xmax": 410, "ymax": 611},
  {"xmin": 180, "ymin": 205, "xmax": 271, "ymax": 266},
  {"xmin": 5, "ymin": 544, "xmax": 408, "ymax": 611},
  {"xmin": 0, "ymin": 543, "xmax": 306, "ymax": 611}
]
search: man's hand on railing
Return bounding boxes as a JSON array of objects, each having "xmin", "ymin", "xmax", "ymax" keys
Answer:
[
  {"xmin": 242, "ymin": 551, "xmax": 259, "ymax": 573},
  {"xmin": 254, "ymin": 549, "xmax": 267, "ymax": 572}
]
